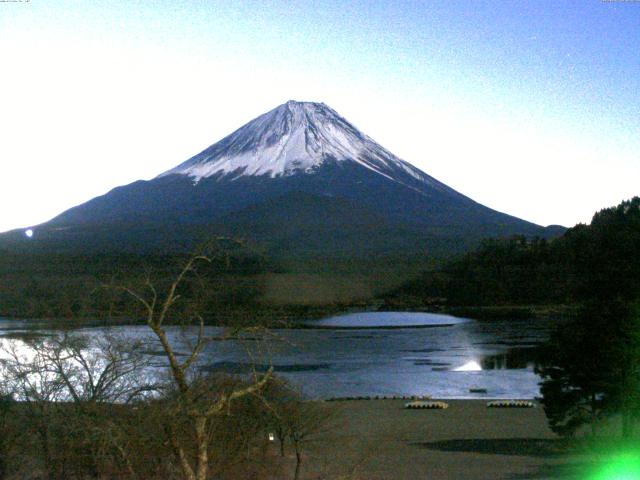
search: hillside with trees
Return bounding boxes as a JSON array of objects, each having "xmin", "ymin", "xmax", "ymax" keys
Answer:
[{"xmin": 387, "ymin": 197, "xmax": 640, "ymax": 311}]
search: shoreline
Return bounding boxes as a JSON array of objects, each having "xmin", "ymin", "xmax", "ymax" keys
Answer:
[
  {"xmin": 0, "ymin": 306, "xmax": 568, "ymax": 329},
  {"xmin": 298, "ymin": 398, "xmax": 576, "ymax": 480},
  {"xmin": 0, "ymin": 302, "xmax": 575, "ymax": 327}
]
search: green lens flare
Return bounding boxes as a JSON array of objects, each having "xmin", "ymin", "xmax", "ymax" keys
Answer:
[{"xmin": 590, "ymin": 452, "xmax": 640, "ymax": 480}]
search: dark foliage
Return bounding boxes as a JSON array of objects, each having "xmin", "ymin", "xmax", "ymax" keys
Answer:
[
  {"xmin": 389, "ymin": 196, "xmax": 640, "ymax": 309},
  {"xmin": 533, "ymin": 198, "xmax": 640, "ymax": 437}
]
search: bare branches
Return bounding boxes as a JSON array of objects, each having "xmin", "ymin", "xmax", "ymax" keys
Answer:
[
  {"xmin": 207, "ymin": 367, "xmax": 274, "ymax": 418},
  {"xmin": 0, "ymin": 242, "xmax": 283, "ymax": 479},
  {"xmin": 156, "ymin": 254, "xmax": 211, "ymax": 329},
  {"xmin": 1, "ymin": 332, "xmax": 153, "ymax": 406},
  {"xmin": 181, "ymin": 314, "xmax": 206, "ymax": 374},
  {"xmin": 114, "ymin": 285, "xmax": 154, "ymax": 322},
  {"xmin": 108, "ymin": 250, "xmax": 273, "ymax": 480}
]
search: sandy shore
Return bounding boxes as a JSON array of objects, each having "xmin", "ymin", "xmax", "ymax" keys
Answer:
[{"xmin": 294, "ymin": 399, "xmax": 573, "ymax": 480}]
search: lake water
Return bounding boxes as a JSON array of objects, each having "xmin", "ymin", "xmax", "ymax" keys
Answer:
[{"xmin": 0, "ymin": 312, "xmax": 553, "ymax": 399}]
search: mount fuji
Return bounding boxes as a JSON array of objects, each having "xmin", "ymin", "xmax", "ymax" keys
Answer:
[{"xmin": 2, "ymin": 101, "xmax": 560, "ymax": 262}]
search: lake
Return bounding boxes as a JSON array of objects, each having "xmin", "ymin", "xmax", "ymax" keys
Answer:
[{"xmin": 0, "ymin": 312, "xmax": 553, "ymax": 399}]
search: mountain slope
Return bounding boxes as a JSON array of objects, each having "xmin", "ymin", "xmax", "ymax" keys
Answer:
[{"xmin": 1, "ymin": 101, "xmax": 560, "ymax": 263}]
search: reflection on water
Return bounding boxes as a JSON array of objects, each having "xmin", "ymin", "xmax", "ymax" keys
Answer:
[
  {"xmin": 453, "ymin": 360, "xmax": 483, "ymax": 372},
  {"xmin": 0, "ymin": 313, "xmax": 554, "ymax": 399}
]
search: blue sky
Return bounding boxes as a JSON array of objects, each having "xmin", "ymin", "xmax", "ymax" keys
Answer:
[{"xmin": 1, "ymin": 0, "xmax": 638, "ymax": 231}]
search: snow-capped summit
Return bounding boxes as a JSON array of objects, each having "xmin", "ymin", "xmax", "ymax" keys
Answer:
[{"xmin": 159, "ymin": 100, "xmax": 447, "ymax": 192}]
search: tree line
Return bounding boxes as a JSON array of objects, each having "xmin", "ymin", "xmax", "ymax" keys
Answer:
[{"xmin": 388, "ymin": 196, "xmax": 640, "ymax": 309}]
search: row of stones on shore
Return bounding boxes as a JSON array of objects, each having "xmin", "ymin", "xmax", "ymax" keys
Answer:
[
  {"xmin": 323, "ymin": 397, "xmax": 535, "ymax": 409},
  {"xmin": 405, "ymin": 400, "xmax": 537, "ymax": 410}
]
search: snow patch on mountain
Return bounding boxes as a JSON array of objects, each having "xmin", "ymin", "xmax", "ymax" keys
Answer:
[{"xmin": 159, "ymin": 101, "xmax": 452, "ymax": 194}]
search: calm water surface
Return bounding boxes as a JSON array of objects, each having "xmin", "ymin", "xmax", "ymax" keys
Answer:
[{"xmin": 0, "ymin": 312, "xmax": 553, "ymax": 399}]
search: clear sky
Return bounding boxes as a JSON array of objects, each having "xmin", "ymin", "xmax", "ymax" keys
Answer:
[{"xmin": 1, "ymin": 0, "xmax": 638, "ymax": 232}]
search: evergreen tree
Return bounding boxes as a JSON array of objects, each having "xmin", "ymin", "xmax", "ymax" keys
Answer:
[
  {"xmin": 536, "ymin": 300, "xmax": 634, "ymax": 436},
  {"xmin": 537, "ymin": 198, "xmax": 640, "ymax": 437}
]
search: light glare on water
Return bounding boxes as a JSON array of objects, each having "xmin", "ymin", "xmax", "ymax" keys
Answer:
[{"xmin": 454, "ymin": 360, "xmax": 483, "ymax": 372}]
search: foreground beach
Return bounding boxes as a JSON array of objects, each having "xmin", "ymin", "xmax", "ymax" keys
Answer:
[{"xmin": 294, "ymin": 399, "xmax": 573, "ymax": 480}]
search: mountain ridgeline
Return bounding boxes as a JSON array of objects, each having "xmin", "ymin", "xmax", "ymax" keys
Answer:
[{"xmin": 1, "ymin": 101, "xmax": 559, "ymax": 268}]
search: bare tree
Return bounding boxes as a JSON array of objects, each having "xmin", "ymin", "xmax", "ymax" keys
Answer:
[
  {"xmin": 117, "ymin": 252, "xmax": 273, "ymax": 480},
  {"xmin": 1, "ymin": 336, "xmax": 69, "ymax": 479},
  {"xmin": 35, "ymin": 332, "xmax": 154, "ymax": 405},
  {"xmin": 0, "ymin": 331, "xmax": 154, "ymax": 479},
  {"xmin": 264, "ymin": 379, "xmax": 338, "ymax": 480}
]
